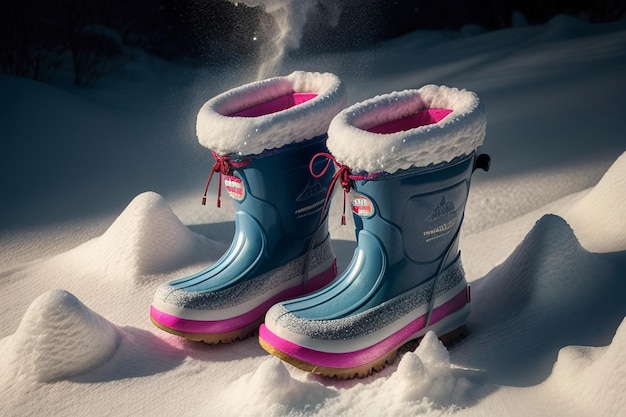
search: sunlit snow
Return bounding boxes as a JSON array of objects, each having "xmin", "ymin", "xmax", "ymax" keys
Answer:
[{"xmin": 1, "ymin": 11, "xmax": 625, "ymax": 417}]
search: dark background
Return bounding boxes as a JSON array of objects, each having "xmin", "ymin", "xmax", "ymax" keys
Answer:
[{"xmin": 1, "ymin": 0, "xmax": 625, "ymax": 85}]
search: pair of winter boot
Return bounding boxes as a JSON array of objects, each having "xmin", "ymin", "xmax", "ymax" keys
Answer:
[{"xmin": 150, "ymin": 71, "xmax": 489, "ymax": 379}]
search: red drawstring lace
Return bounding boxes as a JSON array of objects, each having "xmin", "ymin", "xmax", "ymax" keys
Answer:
[
  {"xmin": 309, "ymin": 152, "xmax": 354, "ymax": 226},
  {"xmin": 202, "ymin": 151, "xmax": 250, "ymax": 208}
]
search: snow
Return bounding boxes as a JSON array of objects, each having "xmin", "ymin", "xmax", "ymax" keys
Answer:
[
  {"xmin": 386, "ymin": 332, "xmax": 469, "ymax": 409},
  {"xmin": 0, "ymin": 289, "xmax": 120, "ymax": 384},
  {"xmin": 99, "ymin": 191, "xmax": 223, "ymax": 278},
  {"xmin": 1, "ymin": 13, "xmax": 626, "ymax": 417},
  {"xmin": 562, "ymin": 152, "xmax": 626, "ymax": 252},
  {"xmin": 230, "ymin": 0, "xmax": 341, "ymax": 79}
]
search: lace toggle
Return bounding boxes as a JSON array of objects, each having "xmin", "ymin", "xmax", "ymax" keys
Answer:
[
  {"xmin": 202, "ymin": 151, "xmax": 251, "ymax": 208},
  {"xmin": 309, "ymin": 152, "xmax": 356, "ymax": 226}
]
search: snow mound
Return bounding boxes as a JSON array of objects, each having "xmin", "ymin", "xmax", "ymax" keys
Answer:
[
  {"xmin": 476, "ymin": 214, "xmax": 625, "ymax": 321},
  {"xmin": 548, "ymin": 317, "xmax": 626, "ymax": 416},
  {"xmin": 564, "ymin": 151, "xmax": 626, "ymax": 252},
  {"xmin": 461, "ymin": 214, "xmax": 626, "ymax": 384},
  {"xmin": 99, "ymin": 191, "xmax": 214, "ymax": 276},
  {"xmin": 221, "ymin": 357, "xmax": 335, "ymax": 416},
  {"xmin": 0, "ymin": 289, "xmax": 119, "ymax": 383},
  {"xmin": 386, "ymin": 332, "xmax": 469, "ymax": 411}
]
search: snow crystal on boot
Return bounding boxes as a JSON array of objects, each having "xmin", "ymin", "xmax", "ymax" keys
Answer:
[
  {"xmin": 196, "ymin": 71, "xmax": 346, "ymax": 156},
  {"xmin": 327, "ymin": 85, "xmax": 486, "ymax": 174}
]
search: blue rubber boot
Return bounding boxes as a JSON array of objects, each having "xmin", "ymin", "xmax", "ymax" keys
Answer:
[
  {"xmin": 150, "ymin": 72, "xmax": 346, "ymax": 343},
  {"xmin": 260, "ymin": 85, "xmax": 489, "ymax": 377}
]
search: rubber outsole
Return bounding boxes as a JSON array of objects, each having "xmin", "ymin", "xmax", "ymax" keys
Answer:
[
  {"xmin": 259, "ymin": 324, "xmax": 468, "ymax": 379},
  {"xmin": 150, "ymin": 260, "xmax": 338, "ymax": 344},
  {"xmin": 151, "ymin": 316, "xmax": 264, "ymax": 344}
]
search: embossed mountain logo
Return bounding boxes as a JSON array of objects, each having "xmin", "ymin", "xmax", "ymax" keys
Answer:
[
  {"xmin": 426, "ymin": 196, "xmax": 457, "ymax": 222},
  {"xmin": 294, "ymin": 178, "xmax": 327, "ymax": 219},
  {"xmin": 296, "ymin": 178, "xmax": 325, "ymax": 201}
]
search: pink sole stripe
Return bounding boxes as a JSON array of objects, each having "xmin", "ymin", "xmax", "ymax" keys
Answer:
[
  {"xmin": 150, "ymin": 263, "xmax": 336, "ymax": 334},
  {"xmin": 259, "ymin": 288, "xmax": 467, "ymax": 369}
]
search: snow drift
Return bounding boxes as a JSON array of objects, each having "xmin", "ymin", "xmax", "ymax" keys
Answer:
[
  {"xmin": 546, "ymin": 318, "xmax": 626, "ymax": 416},
  {"xmin": 458, "ymin": 213, "xmax": 626, "ymax": 385},
  {"xmin": 0, "ymin": 290, "xmax": 119, "ymax": 384},
  {"xmin": 563, "ymin": 151, "xmax": 626, "ymax": 253},
  {"xmin": 97, "ymin": 191, "xmax": 219, "ymax": 278}
]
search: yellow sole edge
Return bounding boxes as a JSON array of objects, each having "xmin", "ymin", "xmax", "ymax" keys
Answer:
[{"xmin": 151, "ymin": 316, "xmax": 264, "ymax": 345}]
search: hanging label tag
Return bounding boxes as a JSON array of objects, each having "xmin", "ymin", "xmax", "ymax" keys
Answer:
[
  {"xmin": 351, "ymin": 195, "xmax": 374, "ymax": 217},
  {"xmin": 224, "ymin": 175, "xmax": 245, "ymax": 201}
]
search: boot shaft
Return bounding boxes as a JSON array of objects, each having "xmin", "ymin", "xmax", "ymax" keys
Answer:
[
  {"xmin": 227, "ymin": 135, "xmax": 333, "ymax": 244},
  {"xmin": 150, "ymin": 72, "xmax": 346, "ymax": 343},
  {"xmin": 196, "ymin": 71, "xmax": 347, "ymax": 268},
  {"xmin": 351, "ymin": 153, "xmax": 476, "ymax": 267},
  {"xmin": 323, "ymin": 85, "xmax": 488, "ymax": 298},
  {"xmin": 259, "ymin": 85, "xmax": 488, "ymax": 378}
]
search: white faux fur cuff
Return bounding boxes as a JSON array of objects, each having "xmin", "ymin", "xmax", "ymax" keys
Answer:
[
  {"xmin": 327, "ymin": 85, "xmax": 486, "ymax": 174},
  {"xmin": 196, "ymin": 71, "xmax": 346, "ymax": 156}
]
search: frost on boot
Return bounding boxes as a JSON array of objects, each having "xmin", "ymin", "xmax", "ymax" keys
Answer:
[
  {"xmin": 150, "ymin": 72, "xmax": 347, "ymax": 343},
  {"xmin": 260, "ymin": 85, "xmax": 489, "ymax": 378}
]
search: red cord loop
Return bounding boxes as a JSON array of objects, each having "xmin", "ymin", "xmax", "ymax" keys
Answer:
[
  {"xmin": 310, "ymin": 152, "xmax": 354, "ymax": 226},
  {"xmin": 202, "ymin": 151, "xmax": 251, "ymax": 208}
]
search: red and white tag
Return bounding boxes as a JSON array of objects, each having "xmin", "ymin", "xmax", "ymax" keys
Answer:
[
  {"xmin": 224, "ymin": 175, "xmax": 245, "ymax": 201},
  {"xmin": 351, "ymin": 195, "xmax": 374, "ymax": 217}
]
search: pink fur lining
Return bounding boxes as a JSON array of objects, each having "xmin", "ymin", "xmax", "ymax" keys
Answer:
[
  {"xmin": 230, "ymin": 93, "xmax": 318, "ymax": 117},
  {"xmin": 367, "ymin": 108, "xmax": 452, "ymax": 134}
]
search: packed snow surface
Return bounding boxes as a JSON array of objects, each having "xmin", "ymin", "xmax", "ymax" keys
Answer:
[{"xmin": 1, "ymin": 14, "xmax": 626, "ymax": 417}]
